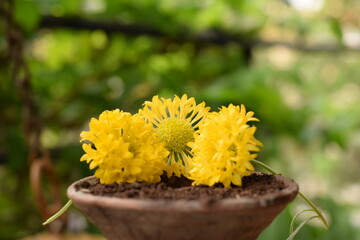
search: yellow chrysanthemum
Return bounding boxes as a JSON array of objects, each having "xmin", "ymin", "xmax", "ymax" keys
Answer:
[
  {"xmin": 189, "ymin": 104, "xmax": 263, "ymax": 187},
  {"xmin": 139, "ymin": 94, "xmax": 210, "ymax": 177},
  {"xmin": 80, "ymin": 109, "xmax": 169, "ymax": 184}
]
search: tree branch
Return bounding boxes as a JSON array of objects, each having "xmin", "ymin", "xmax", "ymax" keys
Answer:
[
  {"xmin": 39, "ymin": 15, "xmax": 164, "ymax": 37},
  {"xmin": 39, "ymin": 15, "xmax": 360, "ymax": 53}
]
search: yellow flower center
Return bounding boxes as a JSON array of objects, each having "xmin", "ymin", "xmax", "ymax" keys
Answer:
[{"xmin": 156, "ymin": 117, "xmax": 194, "ymax": 152}]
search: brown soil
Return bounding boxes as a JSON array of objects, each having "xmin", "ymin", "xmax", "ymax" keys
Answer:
[{"xmin": 74, "ymin": 172, "xmax": 285, "ymax": 202}]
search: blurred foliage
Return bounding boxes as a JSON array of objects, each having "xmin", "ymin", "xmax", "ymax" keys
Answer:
[{"xmin": 1, "ymin": 0, "xmax": 360, "ymax": 239}]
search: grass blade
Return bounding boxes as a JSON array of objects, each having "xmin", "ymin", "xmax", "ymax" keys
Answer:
[
  {"xmin": 289, "ymin": 209, "xmax": 314, "ymax": 234},
  {"xmin": 42, "ymin": 199, "xmax": 72, "ymax": 225},
  {"xmin": 287, "ymin": 216, "xmax": 319, "ymax": 240}
]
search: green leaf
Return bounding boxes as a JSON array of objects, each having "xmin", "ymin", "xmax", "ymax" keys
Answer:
[
  {"xmin": 14, "ymin": 0, "xmax": 40, "ymax": 32},
  {"xmin": 328, "ymin": 17, "xmax": 343, "ymax": 44}
]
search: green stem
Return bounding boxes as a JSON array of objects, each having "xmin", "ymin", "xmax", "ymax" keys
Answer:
[
  {"xmin": 287, "ymin": 215, "xmax": 319, "ymax": 240},
  {"xmin": 251, "ymin": 159, "xmax": 278, "ymax": 175},
  {"xmin": 42, "ymin": 200, "xmax": 73, "ymax": 225},
  {"xmin": 289, "ymin": 209, "xmax": 314, "ymax": 234},
  {"xmin": 297, "ymin": 192, "xmax": 329, "ymax": 230},
  {"xmin": 251, "ymin": 160, "xmax": 329, "ymax": 230}
]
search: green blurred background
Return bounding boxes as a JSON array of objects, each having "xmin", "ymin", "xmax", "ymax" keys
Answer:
[{"xmin": 1, "ymin": 0, "xmax": 360, "ymax": 239}]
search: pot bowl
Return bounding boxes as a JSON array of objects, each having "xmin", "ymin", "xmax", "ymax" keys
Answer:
[{"xmin": 67, "ymin": 174, "xmax": 298, "ymax": 240}]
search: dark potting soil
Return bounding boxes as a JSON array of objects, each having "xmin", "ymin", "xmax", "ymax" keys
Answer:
[{"xmin": 74, "ymin": 172, "xmax": 286, "ymax": 201}]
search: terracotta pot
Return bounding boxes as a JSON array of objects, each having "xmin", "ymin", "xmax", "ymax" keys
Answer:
[{"xmin": 67, "ymin": 174, "xmax": 298, "ymax": 240}]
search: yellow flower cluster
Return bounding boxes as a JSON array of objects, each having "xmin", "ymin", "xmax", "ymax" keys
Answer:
[
  {"xmin": 189, "ymin": 104, "xmax": 263, "ymax": 187},
  {"xmin": 80, "ymin": 95, "xmax": 262, "ymax": 187},
  {"xmin": 80, "ymin": 109, "xmax": 168, "ymax": 184}
]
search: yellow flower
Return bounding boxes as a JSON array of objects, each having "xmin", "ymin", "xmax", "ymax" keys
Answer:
[
  {"xmin": 80, "ymin": 109, "xmax": 169, "ymax": 184},
  {"xmin": 189, "ymin": 104, "xmax": 263, "ymax": 187},
  {"xmin": 139, "ymin": 94, "xmax": 210, "ymax": 177}
]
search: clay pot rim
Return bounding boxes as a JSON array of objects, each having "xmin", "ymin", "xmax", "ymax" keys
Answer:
[{"xmin": 67, "ymin": 173, "xmax": 299, "ymax": 212}]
